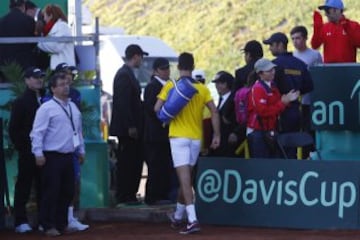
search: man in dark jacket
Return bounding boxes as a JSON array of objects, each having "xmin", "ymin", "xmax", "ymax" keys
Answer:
[
  {"xmin": 234, "ymin": 40, "xmax": 263, "ymax": 91},
  {"xmin": 109, "ymin": 44, "xmax": 148, "ymax": 205},
  {"xmin": 25, "ymin": 0, "xmax": 44, "ymax": 36},
  {"xmin": 143, "ymin": 58, "xmax": 173, "ymax": 205},
  {"xmin": 263, "ymin": 32, "xmax": 314, "ymax": 158},
  {"xmin": 9, "ymin": 67, "xmax": 45, "ymax": 233},
  {"xmin": 211, "ymin": 71, "xmax": 239, "ymax": 157},
  {"xmin": 0, "ymin": 0, "xmax": 36, "ymax": 71}
]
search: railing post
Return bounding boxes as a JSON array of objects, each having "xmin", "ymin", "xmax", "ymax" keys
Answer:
[{"xmin": 93, "ymin": 17, "xmax": 101, "ymax": 86}]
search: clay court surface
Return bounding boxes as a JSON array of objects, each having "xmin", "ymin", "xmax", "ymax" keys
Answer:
[{"xmin": 1, "ymin": 222, "xmax": 360, "ymax": 240}]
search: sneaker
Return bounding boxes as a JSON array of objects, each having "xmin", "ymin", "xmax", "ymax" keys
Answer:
[
  {"xmin": 67, "ymin": 218, "xmax": 89, "ymax": 232},
  {"xmin": 167, "ymin": 212, "xmax": 183, "ymax": 229},
  {"xmin": 45, "ymin": 228, "xmax": 61, "ymax": 237},
  {"xmin": 15, "ymin": 223, "xmax": 32, "ymax": 233},
  {"xmin": 179, "ymin": 221, "xmax": 201, "ymax": 235}
]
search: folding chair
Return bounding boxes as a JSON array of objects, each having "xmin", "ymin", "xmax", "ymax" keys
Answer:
[{"xmin": 277, "ymin": 132, "xmax": 321, "ymax": 160}]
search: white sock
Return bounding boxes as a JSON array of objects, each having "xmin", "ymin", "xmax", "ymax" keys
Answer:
[
  {"xmin": 174, "ymin": 202, "xmax": 186, "ymax": 220},
  {"xmin": 68, "ymin": 206, "xmax": 74, "ymax": 221},
  {"xmin": 186, "ymin": 204, "xmax": 197, "ymax": 223}
]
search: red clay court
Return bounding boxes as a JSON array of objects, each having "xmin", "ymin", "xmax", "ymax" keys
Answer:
[{"xmin": 1, "ymin": 221, "xmax": 360, "ymax": 240}]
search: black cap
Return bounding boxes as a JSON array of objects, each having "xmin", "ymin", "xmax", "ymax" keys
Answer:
[
  {"xmin": 55, "ymin": 62, "xmax": 78, "ymax": 75},
  {"xmin": 263, "ymin": 32, "xmax": 288, "ymax": 45},
  {"xmin": 212, "ymin": 71, "xmax": 234, "ymax": 86},
  {"xmin": 153, "ymin": 57, "xmax": 170, "ymax": 70},
  {"xmin": 55, "ymin": 62, "xmax": 69, "ymax": 72},
  {"xmin": 24, "ymin": 67, "xmax": 45, "ymax": 78},
  {"xmin": 241, "ymin": 40, "xmax": 263, "ymax": 58},
  {"xmin": 125, "ymin": 44, "xmax": 149, "ymax": 59}
]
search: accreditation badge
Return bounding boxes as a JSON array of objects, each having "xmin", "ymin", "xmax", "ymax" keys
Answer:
[{"xmin": 73, "ymin": 132, "xmax": 80, "ymax": 148}]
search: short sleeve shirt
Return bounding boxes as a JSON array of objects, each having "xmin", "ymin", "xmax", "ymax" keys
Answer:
[{"xmin": 158, "ymin": 80, "xmax": 212, "ymax": 139}]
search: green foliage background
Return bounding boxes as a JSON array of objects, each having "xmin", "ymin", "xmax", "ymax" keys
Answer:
[{"xmin": 83, "ymin": 0, "xmax": 360, "ymax": 81}]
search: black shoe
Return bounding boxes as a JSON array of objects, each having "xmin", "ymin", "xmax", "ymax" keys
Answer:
[
  {"xmin": 167, "ymin": 212, "xmax": 184, "ymax": 229},
  {"xmin": 179, "ymin": 221, "xmax": 200, "ymax": 234}
]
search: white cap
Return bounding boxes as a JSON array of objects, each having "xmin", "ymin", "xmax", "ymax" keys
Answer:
[
  {"xmin": 254, "ymin": 58, "xmax": 276, "ymax": 73},
  {"xmin": 192, "ymin": 69, "xmax": 206, "ymax": 80}
]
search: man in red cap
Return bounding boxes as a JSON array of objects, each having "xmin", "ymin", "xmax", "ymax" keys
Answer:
[{"xmin": 311, "ymin": 0, "xmax": 360, "ymax": 63}]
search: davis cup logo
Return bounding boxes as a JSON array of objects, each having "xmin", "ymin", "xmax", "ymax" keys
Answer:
[{"xmin": 197, "ymin": 169, "xmax": 356, "ymax": 219}]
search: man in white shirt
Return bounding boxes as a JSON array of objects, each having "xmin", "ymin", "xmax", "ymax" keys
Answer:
[
  {"xmin": 31, "ymin": 73, "xmax": 85, "ymax": 236},
  {"xmin": 290, "ymin": 25, "xmax": 323, "ymax": 158}
]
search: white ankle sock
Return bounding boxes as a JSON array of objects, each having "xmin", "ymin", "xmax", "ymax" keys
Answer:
[
  {"xmin": 186, "ymin": 204, "xmax": 197, "ymax": 223},
  {"xmin": 68, "ymin": 206, "xmax": 74, "ymax": 221},
  {"xmin": 174, "ymin": 202, "xmax": 186, "ymax": 220}
]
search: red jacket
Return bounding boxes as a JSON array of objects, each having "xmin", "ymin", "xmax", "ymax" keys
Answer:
[
  {"xmin": 311, "ymin": 13, "xmax": 360, "ymax": 63},
  {"xmin": 247, "ymin": 80, "xmax": 286, "ymax": 131}
]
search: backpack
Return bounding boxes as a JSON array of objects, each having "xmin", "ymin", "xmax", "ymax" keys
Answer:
[{"xmin": 234, "ymin": 86, "xmax": 251, "ymax": 126}]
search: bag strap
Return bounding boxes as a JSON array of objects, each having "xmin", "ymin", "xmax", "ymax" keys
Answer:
[
  {"xmin": 171, "ymin": 77, "xmax": 198, "ymax": 101},
  {"xmin": 251, "ymin": 80, "xmax": 276, "ymax": 131}
]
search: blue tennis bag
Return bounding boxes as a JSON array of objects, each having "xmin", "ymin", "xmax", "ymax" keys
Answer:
[{"xmin": 157, "ymin": 77, "xmax": 198, "ymax": 123}]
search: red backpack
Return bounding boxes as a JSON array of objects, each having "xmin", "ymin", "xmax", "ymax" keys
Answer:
[{"xmin": 234, "ymin": 87, "xmax": 251, "ymax": 126}]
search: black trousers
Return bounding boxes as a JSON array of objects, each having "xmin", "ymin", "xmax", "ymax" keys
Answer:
[
  {"xmin": 40, "ymin": 152, "xmax": 74, "ymax": 231},
  {"xmin": 14, "ymin": 151, "xmax": 41, "ymax": 226},
  {"xmin": 144, "ymin": 141, "xmax": 172, "ymax": 204},
  {"xmin": 115, "ymin": 137, "xmax": 143, "ymax": 203}
]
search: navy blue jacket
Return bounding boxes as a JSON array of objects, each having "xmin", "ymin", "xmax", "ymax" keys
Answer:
[
  {"xmin": 273, "ymin": 52, "xmax": 313, "ymax": 95},
  {"xmin": 273, "ymin": 52, "xmax": 314, "ymax": 132}
]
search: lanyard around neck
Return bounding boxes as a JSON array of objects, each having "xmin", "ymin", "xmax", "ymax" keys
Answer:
[{"xmin": 52, "ymin": 98, "xmax": 76, "ymax": 132}]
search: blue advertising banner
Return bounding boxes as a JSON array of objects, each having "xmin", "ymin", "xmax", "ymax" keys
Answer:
[
  {"xmin": 310, "ymin": 64, "xmax": 360, "ymax": 130},
  {"xmin": 196, "ymin": 158, "xmax": 360, "ymax": 229}
]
